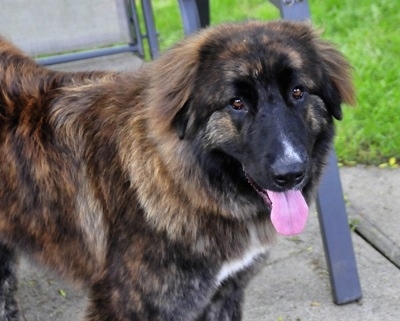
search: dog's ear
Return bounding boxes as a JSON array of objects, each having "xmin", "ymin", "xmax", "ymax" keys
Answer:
[
  {"xmin": 314, "ymin": 37, "xmax": 356, "ymax": 120},
  {"xmin": 146, "ymin": 39, "xmax": 201, "ymax": 138}
]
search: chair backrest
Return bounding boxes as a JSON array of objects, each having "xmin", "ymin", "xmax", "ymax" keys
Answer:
[
  {"xmin": 1, "ymin": 0, "xmax": 132, "ymax": 56},
  {"xmin": 0, "ymin": 0, "xmax": 158, "ymax": 70}
]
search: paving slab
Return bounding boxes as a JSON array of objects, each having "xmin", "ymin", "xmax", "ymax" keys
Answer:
[
  {"xmin": 340, "ymin": 166, "xmax": 400, "ymax": 266},
  {"xmin": 17, "ymin": 260, "xmax": 86, "ymax": 321},
  {"xmin": 243, "ymin": 166, "xmax": 400, "ymax": 321},
  {"xmin": 244, "ymin": 207, "xmax": 400, "ymax": 321}
]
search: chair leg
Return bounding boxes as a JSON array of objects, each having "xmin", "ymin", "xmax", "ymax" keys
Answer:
[
  {"xmin": 140, "ymin": 0, "xmax": 159, "ymax": 59},
  {"xmin": 269, "ymin": 0, "xmax": 311, "ymax": 20},
  {"xmin": 316, "ymin": 150, "xmax": 362, "ymax": 304},
  {"xmin": 125, "ymin": 0, "xmax": 145, "ymax": 58},
  {"xmin": 177, "ymin": 0, "xmax": 202, "ymax": 35}
]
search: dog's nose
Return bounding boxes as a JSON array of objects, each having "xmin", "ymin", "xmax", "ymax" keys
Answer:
[{"xmin": 271, "ymin": 162, "xmax": 306, "ymax": 189}]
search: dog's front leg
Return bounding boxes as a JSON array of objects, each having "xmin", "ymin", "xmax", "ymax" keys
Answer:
[
  {"xmin": 0, "ymin": 244, "xmax": 18, "ymax": 321},
  {"xmin": 84, "ymin": 261, "xmax": 217, "ymax": 321},
  {"xmin": 196, "ymin": 262, "xmax": 263, "ymax": 321},
  {"xmin": 196, "ymin": 277, "xmax": 245, "ymax": 321}
]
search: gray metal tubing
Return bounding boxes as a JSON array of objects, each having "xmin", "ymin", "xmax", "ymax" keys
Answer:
[
  {"xmin": 270, "ymin": 0, "xmax": 311, "ymax": 20},
  {"xmin": 178, "ymin": 0, "xmax": 201, "ymax": 35},
  {"xmin": 36, "ymin": 44, "xmax": 139, "ymax": 66},
  {"xmin": 125, "ymin": 0, "xmax": 145, "ymax": 58},
  {"xmin": 141, "ymin": 0, "xmax": 159, "ymax": 58}
]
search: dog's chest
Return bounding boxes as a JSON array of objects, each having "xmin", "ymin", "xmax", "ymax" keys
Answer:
[{"xmin": 215, "ymin": 225, "xmax": 269, "ymax": 285}]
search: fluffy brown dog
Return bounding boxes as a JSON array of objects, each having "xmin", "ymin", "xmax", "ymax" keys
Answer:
[{"xmin": 0, "ymin": 20, "xmax": 354, "ymax": 321}]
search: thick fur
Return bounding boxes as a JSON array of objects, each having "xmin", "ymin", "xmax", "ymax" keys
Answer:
[{"xmin": 0, "ymin": 21, "xmax": 354, "ymax": 321}]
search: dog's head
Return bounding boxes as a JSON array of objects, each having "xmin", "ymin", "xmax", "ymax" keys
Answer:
[{"xmin": 147, "ymin": 21, "xmax": 355, "ymax": 235}]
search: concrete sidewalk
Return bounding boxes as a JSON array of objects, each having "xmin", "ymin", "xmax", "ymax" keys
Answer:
[{"xmin": 243, "ymin": 166, "xmax": 400, "ymax": 321}]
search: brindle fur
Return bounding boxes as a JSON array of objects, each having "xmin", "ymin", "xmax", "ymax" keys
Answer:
[{"xmin": 0, "ymin": 21, "xmax": 354, "ymax": 321}]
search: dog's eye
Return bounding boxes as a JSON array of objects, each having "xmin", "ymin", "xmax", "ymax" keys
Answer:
[
  {"xmin": 292, "ymin": 87, "xmax": 304, "ymax": 100},
  {"xmin": 230, "ymin": 98, "xmax": 246, "ymax": 111}
]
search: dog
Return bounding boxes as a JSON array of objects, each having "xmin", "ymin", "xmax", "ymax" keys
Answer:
[{"xmin": 0, "ymin": 20, "xmax": 354, "ymax": 321}]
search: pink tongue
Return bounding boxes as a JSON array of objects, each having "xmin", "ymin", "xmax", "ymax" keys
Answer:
[{"xmin": 266, "ymin": 190, "xmax": 308, "ymax": 236}]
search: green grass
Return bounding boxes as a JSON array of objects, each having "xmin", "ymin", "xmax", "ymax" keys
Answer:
[
  {"xmin": 310, "ymin": 0, "xmax": 400, "ymax": 165},
  {"xmin": 145, "ymin": 0, "xmax": 400, "ymax": 165}
]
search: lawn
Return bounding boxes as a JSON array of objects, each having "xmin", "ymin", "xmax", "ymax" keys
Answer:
[{"xmin": 147, "ymin": 0, "xmax": 400, "ymax": 165}]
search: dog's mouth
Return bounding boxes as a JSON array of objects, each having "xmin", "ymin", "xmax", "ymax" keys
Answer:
[{"xmin": 244, "ymin": 171, "xmax": 308, "ymax": 236}]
